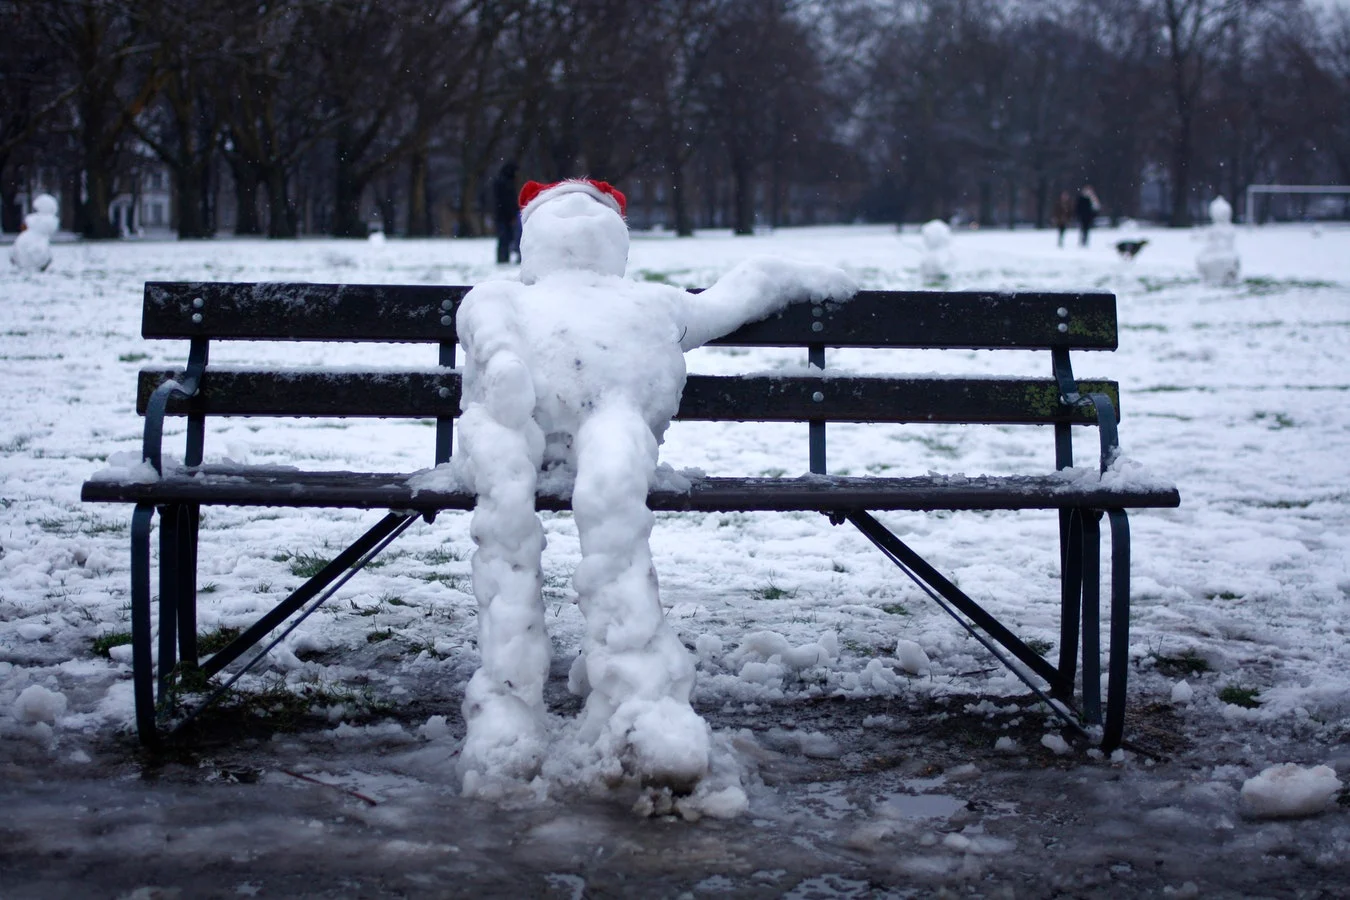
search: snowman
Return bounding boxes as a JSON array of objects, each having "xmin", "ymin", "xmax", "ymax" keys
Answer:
[
  {"xmin": 918, "ymin": 218, "xmax": 952, "ymax": 285},
  {"xmin": 453, "ymin": 178, "xmax": 856, "ymax": 795},
  {"xmin": 9, "ymin": 194, "xmax": 60, "ymax": 272},
  {"xmin": 1197, "ymin": 196, "xmax": 1240, "ymax": 286}
]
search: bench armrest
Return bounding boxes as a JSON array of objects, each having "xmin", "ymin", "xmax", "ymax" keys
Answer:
[
  {"xmin": 1073, "ymin": 391, "xmax": 1120, "ymax": 474},
  {"xmin": 142, "ymin": 339, "xmax": 209, "ymax": 474}
]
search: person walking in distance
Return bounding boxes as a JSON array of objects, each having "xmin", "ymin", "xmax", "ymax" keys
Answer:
[
  {"xmin": 492, "ymin": 161, "xmax": 521, "ymax": 264},
  {"xmin": 1052, "ymin": 190, "xmax": 1074, "ymax": 248},
  {"xmin": 1076, "ymin": 185, "xmax": 1100, "ymax": 247}
]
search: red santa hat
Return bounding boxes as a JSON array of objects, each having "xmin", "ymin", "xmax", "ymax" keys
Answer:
[{"xmin": 518, "ymin": 178, "xmax": 627, "ymax": 224}]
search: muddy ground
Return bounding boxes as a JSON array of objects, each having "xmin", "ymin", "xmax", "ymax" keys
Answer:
[{"xmin": 3, "ymin": 664, "xmax": 1349, "ymax": 900}]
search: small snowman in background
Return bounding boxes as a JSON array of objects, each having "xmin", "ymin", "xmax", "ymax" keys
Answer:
[
  {"xmin": 918, "ymin": 218, "xmax": 953, "ymax": 285},
  {"xmin": 10, "ymin": 193, "xmax": 60, "ymax": 272},
  {"xmin": 1197, "ymin": 196, "xmax": 1240, "ymax": 286}
]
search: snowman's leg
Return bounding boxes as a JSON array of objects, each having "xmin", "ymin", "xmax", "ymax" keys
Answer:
[
  {"xmin": 457, "ymin": 393, "xmax": 550, "ymax": 784},
  {"xmin": 570, "ymin": 403, "xmax": 710, "ymax": 790}
]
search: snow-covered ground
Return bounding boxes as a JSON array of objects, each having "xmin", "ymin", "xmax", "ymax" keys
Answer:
[{"xmin": 2, "ymin": 222, "xmax": 1349, "ymax": 896}]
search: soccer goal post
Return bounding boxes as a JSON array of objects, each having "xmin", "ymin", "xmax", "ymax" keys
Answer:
[{"xmin": 1244, "ymin": 184, "xmax": 1350, "ymax": 225}]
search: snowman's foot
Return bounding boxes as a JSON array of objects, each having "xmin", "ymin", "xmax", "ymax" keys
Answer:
[
  {"xmin": 459, "ymin": 693, "xmax": 549, "ymax": 793},
  {"xmin": 614, "ymin": 697, "xmax": 711, "ymax": 795}
]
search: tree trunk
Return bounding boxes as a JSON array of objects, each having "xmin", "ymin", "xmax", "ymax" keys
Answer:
[
  {"xmin": 1170, "ymin": 113, "xmax": 1193, "ymax": 227},
  {"xmin": 731, "ymin": 158, "xmax": 755, "ymax": 235},
  {"xmin": 671, "ymin": 164, "xmax": 693, "ymax": 237},
  {"xmin": 231, "ymin": 162, "xmax": 262, "ymax": 235},
  {"xmin": 174, "ymin": 164, "xmax": 212, "ymax": 239},
  {"xmin": 80, "ymin": 161, "xmax": 119, "ymax": 240},
  {"xmin": 332, "ymin": 153, "xmax": 368, "ymax": 238},
  {"xmin": 406, "ymin": 146, "xmax": 431, "ymax": 237},
  {"xmin": 264, "ymin": 165, "xmax": 296, "ymax": 238}
]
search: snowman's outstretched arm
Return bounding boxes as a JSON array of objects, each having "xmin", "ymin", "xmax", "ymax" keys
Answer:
[
  {"xmin": 677, "ymin": 256, "xmax": 856, "ymax": 351},
  {"xmin": 456, "ymin": 281, "xmax": 536, "ymax": 428}
]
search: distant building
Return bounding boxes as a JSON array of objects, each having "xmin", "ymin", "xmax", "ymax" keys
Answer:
[{"xmin": 109, "ymin": 165, "xmax": 173, "ymax": 237}]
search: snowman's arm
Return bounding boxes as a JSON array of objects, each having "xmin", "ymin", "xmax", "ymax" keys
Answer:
[
  {"xmin": 456, "ymin": 281, "xmax": 536, "ymax": 427},
  {"xmin": 676, "ymin": 256, "xmax": 856, "ymax": 351}
]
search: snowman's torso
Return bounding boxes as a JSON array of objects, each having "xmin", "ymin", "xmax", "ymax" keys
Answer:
[{"xmin": 503, "ymin": 273, "xmax": 688, "ymax": 464}]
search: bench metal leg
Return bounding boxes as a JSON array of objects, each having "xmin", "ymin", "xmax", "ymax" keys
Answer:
[
  {"xmin": 130, "ymin": 504, "xmax": 157, "ymax": 744},
  {"xmin": 1103, "ymin": 509, "xmax": 1131, "ymax": 752},
  {"xmin": 178, "ymin": 504, "xmax": 200, "ymax": 671},
  {"xmin": 1080, "ymin": 512, "xmax": 1103, "ymax": 726},
  {"xmin": 157, "ymin": 506, "xmax": 181, "ymax": 703},
  {"xmin": 1055, "ymin": 509, "xmax": 1084, "ymax": 700}
]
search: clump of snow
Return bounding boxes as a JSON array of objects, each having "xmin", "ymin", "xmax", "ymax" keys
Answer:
[
  {"xmin": 10, "ymin": 193, "xmax": 59, "ymax": 272},
  {"xmin": 918, "ymin": 219, "xmax": 953, "ymax": 284},
  {"xmin": 14, "ymin": 684, "xmax": 68, "ymax": 724},
  {"xmin": 994, "ymin": 736, "xmax": 1019, "ymax": 753},
  {"xmin": 894, "ymin": 638, "xmax": 931, "ymax": 676},
  {"xmin": 88, "ymin": 450, "xmax": 161, "ymax": 484},
  {"xmin": 1197, "ymin": 196, "xmax": 1240, "ymax": 286},
  {"xmin": 1040, "ymin": 733, "xmax": 1072, "ymax": 755},
  {"xmin": 1171, "ymin": 680, "xmax": 1194, "ymax": 704},
  {"xmin": 1239, "ymin": 763, "xmax": 1341, "ymax": 819},
  {"xmin": 452, "ymin": 179, "xmax": 855, "ymax": 800}
]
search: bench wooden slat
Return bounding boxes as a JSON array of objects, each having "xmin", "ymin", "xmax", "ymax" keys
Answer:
[
  {"xmin": 143, "ymin": 283, "xmax": 1118, "ymax": 350},
  {"xmin": 137, "ymin": 369, "xmax": 1120, "ymax": 424},
  {"xmin": 82, "ymin": 467, "xmax": 1181, "ymax": 512}
]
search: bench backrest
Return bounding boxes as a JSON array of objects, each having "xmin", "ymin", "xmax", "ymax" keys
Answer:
[
  {"xmin": 140, "ymin": 281, "xmax": 1117, "ymax": 418},
  {"xmin": 137, "ymin": 281, "xmax": 1120, "ymax": 473}
]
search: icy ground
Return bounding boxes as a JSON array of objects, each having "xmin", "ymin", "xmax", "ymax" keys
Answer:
[{"xmin": 2, "ymin": 223, "xmax": 1350, "ymax": 897}]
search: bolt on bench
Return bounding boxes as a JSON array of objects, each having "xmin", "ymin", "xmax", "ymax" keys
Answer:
[{"xmin": 81, "ymin": 281, "xmax": 1179, "ymax": 750}]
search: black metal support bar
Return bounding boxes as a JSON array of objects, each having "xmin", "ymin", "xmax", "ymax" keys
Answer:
[
  {"xmin": 846, "ymin": 510, "xmax": 1088, "ymax": 737},
  {"xmin": 171, "ymin": 512, "xmax": 419, "ymax": 737},
  {"xmin": 200, "ymin": 512, "xmax": 412, "ymax": 678},
  {"xmin": 846, "ymin": 511, "xmax": 1062, "ymax": 688},
  {"xmin": 1080, "ymin": 512, "xmax": 1103, "ymax": 725},
  {"xmin": 808, "ymin": 343, "xmax": 826, "ymax": 474},
  {"xmin": 436, "ymin": 340, "xmax": 456, "ymax": 465},
  {"xmin": 1103, "ymin": 509, "xmax": 1132, "ymax": 752},
  {"xmin": 130, "ymin": 504, "xmax": 156, "ymax": 743}
]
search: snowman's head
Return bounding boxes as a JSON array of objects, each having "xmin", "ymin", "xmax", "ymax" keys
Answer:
[
  {"xmin": 32, "ymin": 194, "xmax": 58, "ymax": 217},
  {"xmin": 518, "ymin": 179, "xmax": 629, "ymax": 284}
]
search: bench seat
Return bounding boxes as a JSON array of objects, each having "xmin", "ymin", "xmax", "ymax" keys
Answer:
[{"xmin": 84, "ymin": 466, "xmax": 1179, "ymax": 513}]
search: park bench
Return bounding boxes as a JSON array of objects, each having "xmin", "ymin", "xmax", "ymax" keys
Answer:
[{"xmin": 81, "ymin": 280, "xmax": 1180, "ymax": 751}]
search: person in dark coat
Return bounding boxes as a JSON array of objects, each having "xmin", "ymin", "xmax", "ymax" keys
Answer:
[
  {"xmin": 1051, "ymin": 190, "xmax": 1074, "ymax": 247},
  {"xmin": 1076, "ymin": 185, "xmax": 1100, "ymax": 247},
  {"xmin": 492, "ymin": 161, "xmax": 520, "ymax": 264}
]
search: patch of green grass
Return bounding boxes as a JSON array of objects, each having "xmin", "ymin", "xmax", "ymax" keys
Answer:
[
  {"xmin": 1218, "ymin": 685, "xmax": 1261, "ymax": 708},
  {"xmin": 197, "ymin": 625, "xmax": 242, "ymax": 656},
  {"xmin": 1243, "ymin": 276, "xmax": 1335, "ymax": 295},
  {"xmin": 1, "ymin": 435, "xmax": 32, "ymax": 453},
  {"xmin": 755, "ymin": 578, "xmax": 797, "ymax": 601},
  {"xmin": 367, "ymin": 628, "xmax": 396, "ymax": 644},
  {"xmin": 1025, "ymin": 638, "xmax": 1054, "ymax": 657},
  {"xmin": 118, "ymin": 352, "xmax": 150, "ymax": 363},
  {"xmin": 419, "ymin": 547, "xmax": 462, "ymax": 565},
  {"xmin": 419, "ymin": 571, "xmax": 466, "ymax": 590},
  {"xmin": 1207, "ymin": 591, "xmax": 1242, "ymax": 601},
  {"xmin": 1152, "ymin": 650, "xmax": 1212, "ymax": 677},
  {"xmin": 91, "ymin": 631, "xmax": 133, "ymax": 658},
  {"xmin": 199, "ymin": 582, "xmax": 219, "ymax": 594},
  {"xmin": 254, "ymin": 581, "xmax": 273, "ymax": 594},
  {"xmin": 1253, "ymin": 411, "xmax": 1296, "ymax": 430},
  {"xmin": 273, "ymin": 550, "xmax": 331, "ymax": 579},
  {"xmin": 879, "ymin": 603, "xmax": 909, "ymax": 616}
]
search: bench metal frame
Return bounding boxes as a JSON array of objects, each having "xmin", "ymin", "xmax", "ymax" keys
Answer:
[{"xmin": 83, "ymin": 283, "xmax": 1179, "ymax": 749}]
